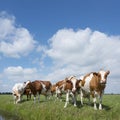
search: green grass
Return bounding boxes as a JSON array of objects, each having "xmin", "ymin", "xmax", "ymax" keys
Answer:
[{"xmin": 0, "ymin": 94, "xmax": 120, "ymax": 120}]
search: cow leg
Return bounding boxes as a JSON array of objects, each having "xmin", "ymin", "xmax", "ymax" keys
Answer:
[
  {"xmin": 26, "ymin": 93, "xmax": 28, "ymax": 100},
  {"xmin": 21, "ymin": 94, "xmax": 23, "ymax": 101},
  {"xmin": 47, "ymin": 90, "xmax": 52, "ymax": 100},
  {"xmin": 64, "ymin": 91, "xmax": 70, "ymax": 108},
  {"xmin": 34, "ymin": 96, "xmax": 36, "ymax": 103},
  {"xmin": 30, "ymin": 94, "xmax": 31, "ymax": 100},
  {"xmin": 33, "ymin": 95, "xmax": 36, "ymax": 103},
  {"xmin": 80, "ymin": 90, "xmax": 83, "ymax": 105},
  {"xmin": 16, "ymin": 94, "xmax": 21, "ymax": 103},
  {"xmin": 38, "ymin": 94, "xmax": 40, "ymax": 102},
  {"xmin": 93, "ymin": 97, "xmax": 97, "ymax": 110},
  {"xmin": 14, "ymin": 95, "xmax": 17, "ymax": 104},
  {"xmin": 98, "ymin": 94, "xmax": 103, "ymax": 110},
  {"xmin": 94, "ymin": 91, "xmax": 99, "ymax": 110},
  {"xmin": 88, "ymin": 94, "xmax": 91, "ymax": 105},
  {"xmin": 70, "ymin": 92, "xmax": 77, "ymax": 107},
  {"xmin": 56, "ymin": 88, "xmax": 62, "ymax": 101}
]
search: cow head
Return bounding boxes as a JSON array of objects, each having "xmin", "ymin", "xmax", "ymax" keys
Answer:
[
  {"xmin": 98, "ymin": 70, "xmax": 110, "ymax": 84},
  {"xmin": 66, "ymin": 75, "xmax": 79, "ymax": 93}
]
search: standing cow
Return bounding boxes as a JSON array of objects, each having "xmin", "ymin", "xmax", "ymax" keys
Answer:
[
  {"xmin": 54, "ymin": 76, "xmax": 80, "ymax": 108},
  {"xmin": 64, "ymin": 76, "xmax": 80, "ymax": 108},
  {"xmin": 80, "ymin": 70, "xmax": 110, "ymax": 110},
  {"xmin": 26, "ymin": 80, "xmax": 52, "ymax": 103}
]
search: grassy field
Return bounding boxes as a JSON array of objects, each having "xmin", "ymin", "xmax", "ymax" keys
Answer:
[{"xmin": 0, "ymin": 94, "xmax": 120, "ymax": 120}]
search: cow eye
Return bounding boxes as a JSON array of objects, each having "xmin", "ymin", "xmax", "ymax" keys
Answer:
[{"xmin": 105, "ymin": 75, "xmax": 107, "ymax": 78}]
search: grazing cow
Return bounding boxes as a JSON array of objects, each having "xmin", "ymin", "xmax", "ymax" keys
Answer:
[
  {"xmin": 12, "ymin": 80, "xmax": 30, "ymax": 104},
  {"xmin": 26, "ymin": 80, "xmax": 52, "ymax": 103},
  {"xmin": 80, "ymin": 70, "xmax": 110, "ymax": 110}
]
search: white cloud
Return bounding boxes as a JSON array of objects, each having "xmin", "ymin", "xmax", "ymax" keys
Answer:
[
  {"xmin": 3, "ymin": 66, "xmax": 39, "ymax": 82},
  {"xmin": 46, "ymin": 28, "xmax": 120, "ymax": 71},
  {"xmin": 0, "ymin": 11, "xmax": 36, "ymax": 58}
]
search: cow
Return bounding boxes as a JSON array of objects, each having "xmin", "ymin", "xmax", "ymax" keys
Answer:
[
  {"xmin": 80, "ymin": 70, "xmax": 110, "ymax": 110},
  {"xmin": 66, "ymin": 76, "xmax": 80, "ymax": 93},
  {"xmin": 26, "ymin": 80, "xmax": 52, "ymax": 103},
  {"xmin": 40, "ymin": 80, "xmax": 52, "ymax": 99},
  {"xmin": 55, "ymin": 80, "xmax": 66, "ymax": 100},
  {"xmin": 55, "ymin": 76, "xmax": 80, "ymax": 108},
  {"xmin": 64, "ymin": 76, "xmax": 81, "ymax": 108},
  {"xmin": 51, "ymin": 84, "xmax": 62, "ymax": 100},
  {"xmin": 12, "ymin": 80, "xmax": 30, "ymax": 104}
]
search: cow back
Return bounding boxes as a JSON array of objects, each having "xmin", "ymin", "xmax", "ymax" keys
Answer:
[
  {"xmin": 27, "ymin": 80, "xmax": 42, "ymax": 95},
  {"xmin": 40, "ymin": 80, "xmax": 52, "ymax": 90}
]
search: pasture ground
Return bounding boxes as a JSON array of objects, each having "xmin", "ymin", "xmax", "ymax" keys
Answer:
[{"xmin": 0, "ymin": 94, "xmax": 120, "ymax": 120}]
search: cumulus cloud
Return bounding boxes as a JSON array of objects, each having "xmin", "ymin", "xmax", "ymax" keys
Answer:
[
  {"xmin": 3, "ymin": 66, "xmax": 39, "ymax": 82},
  {"xmin": 46, "ymin": 28, "xmax": 120, "ymax": 70},
  {"xmin": 0, "ymin": 11, "xmax": 36, "ymax": 58}
]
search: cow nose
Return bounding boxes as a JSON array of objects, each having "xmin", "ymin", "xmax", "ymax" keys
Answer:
[
  {"xmin": 72, "ymin": 88, "xmax": 76, "ymax": 93},
  {"xmin": 100, "ymin": 80, "xmax": 106, "ymax": 84}
]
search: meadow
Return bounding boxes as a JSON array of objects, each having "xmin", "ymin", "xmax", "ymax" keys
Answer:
[{"xmin": 0, "ymin": 94, "xmax": 120, "ymax": 120}]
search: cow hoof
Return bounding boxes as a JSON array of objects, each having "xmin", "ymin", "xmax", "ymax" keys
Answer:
[
  {"xmin": 74, "ymin": 104, "xmax": 77, "ymax": 107},
  {"xmin": 99, "ymin": 106, "xmax": 102, "ymax": 110},
  {"xmin": 64, "ymin": 106, "xmax": 67, "ymax": 108}
]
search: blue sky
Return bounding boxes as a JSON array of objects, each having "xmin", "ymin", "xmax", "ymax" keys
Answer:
[{"xmin": 0, "ymin": 0, "xmax": 120, "ymax": 93}]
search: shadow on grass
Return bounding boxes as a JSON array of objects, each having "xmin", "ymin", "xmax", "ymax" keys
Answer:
[{"xmin": 76, "ymin": 101, "xmax": 112, "ymax": 111}]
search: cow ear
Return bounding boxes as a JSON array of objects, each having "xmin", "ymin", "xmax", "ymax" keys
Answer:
[
  {"xmin": 107, "ymin": 70, "xmax": 110, "ymax": 75},
  {"xmin": 78, "ymin": 79, "xmax": 81, "ymax": 81},
  {"xmin": 93, "ymin": 72, "xmax": 98, "ymax": 76},
  {"xmin": 66, "ymin": 80, "xmax": 71, "ymax": 83}
]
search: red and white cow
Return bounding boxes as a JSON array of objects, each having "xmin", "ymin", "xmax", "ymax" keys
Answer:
[
  {"xmin": 26, "ymin": 80, "xmax": 52, "ymax": 103},
  {"xmin": 12, "ymin": 80, "xmax": 30, "ymax": 104},
  {"xmin": 51, "ymin": 82, "xmax": 63, "ymax": 101},
  {"xmin": 80, "ymin": 70, "xmax": 110, "ymax": 110},
  {"xmin": 55, "ymin": 76, "xmax": 80, "ymax": 108}
]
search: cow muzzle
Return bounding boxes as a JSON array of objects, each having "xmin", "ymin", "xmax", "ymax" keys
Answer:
[
  {"xmin": 100, "ymin": 80, "xmax": 106, "ymax": 84},
  {"xmin": 72, "ymin": 88, "xmax": 76, "ymax": 93}
]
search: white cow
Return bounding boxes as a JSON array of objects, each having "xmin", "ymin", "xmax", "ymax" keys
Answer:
[{"xmin": 12, "ymin": 80, "xmax": 30, "ymax": 104}]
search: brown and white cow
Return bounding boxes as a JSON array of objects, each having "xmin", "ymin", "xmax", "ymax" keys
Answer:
[
  {"xmin": 55, "ymin": 76, "xmax": 80, "ymax": 108},
  {"xmin": 40, "ymin": 80, "xmax": 52, "ymax": 99},
  {"xmin": 26, "ymin": 80, "xmax": 52, "ymax": 103},
  {"xmin": 55, "ymin": 80, "xmax": 66, "ymax": 100},
  {"xmin": 80, "ymin": 70, "xmax": 110, "ymax": 110},
  {"xmin": 51, "ymin": 83, "xmax": 63, "ymax": 100}
]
